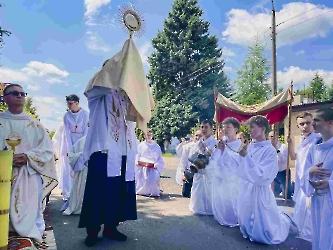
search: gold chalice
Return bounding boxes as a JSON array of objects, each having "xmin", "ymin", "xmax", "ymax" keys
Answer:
[{"xmin": 6, "ymin": 132, "xmax": 21, "ymax": 153}]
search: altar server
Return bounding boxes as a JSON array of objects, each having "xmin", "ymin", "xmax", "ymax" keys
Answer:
[
  {"xmin": 61, "ymin": 136, "xmax": 87, "ymax": 215},
  {"xmin": 135, "ymin": 128, "xmax": 164, "ymax": 197},
  {"xmin": 175, "ymin": 130, "xmax": 202, "ymax": 197},
  {"xmin": 189, "ymin": 120, "xmax": 217, "ymax": 215},
  {"xmin": 78, "ymin": 38, "xmax": 154, "ymax": 247},
  {"xmin": 231, "ymin": 115, "xmax": 297, "ymax": 244},
  {"xmin": 288, "ymin": 111, "xmax": 320, "ymax": 242},
  {"xmin": 55, "ymin": 95, "xmax": 89, "ymax": 201},
  {"xmin": 212, "ymin": 117, "xmax": 242, "ymax": 227},
  {"xmin": 302, "ymin": 108, "xmax": 333, "ymax": 250},
  {"xmin": 0, "ymin": 84, "xmax": 57, "ymax": 246}
]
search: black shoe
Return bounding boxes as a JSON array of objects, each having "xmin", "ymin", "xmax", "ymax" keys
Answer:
[
  {"xmin": 85, "ymin": 236, "xmax": 101, "ymax": 247},
  {"xmin": 103, "ymin": 229, "xmax": 127, "ymax": 241}
]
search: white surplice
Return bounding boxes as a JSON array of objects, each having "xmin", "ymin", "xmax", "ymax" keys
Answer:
[
  {"xmin": 293, "ymin": 132, "xmax": 321, "ymax": 242},
  {"xmin": 176, "ymin": 142, "xmax": 185, "ymax": 157},
  {"xmin": 302, "ymin": 136, "xmax": 333, "ymax": 250},
  {"xmin": 62, "ymin": 136, "xmax": 87, "ymax": 215},
  {"xmin": 212, "ymin": 139, "xmax": 242, "ymax": 227},
  {"xmin": 135, "ymin": 141, "xmax": 164, "ymax": 196},
  {"xmin": 189, "ymin": 136, "xmax": 217, "ymax": 215},
  {"xmin": 0, "ymin": 111, "xmax": 58, "ymax": 243},
  {"xmin": 231, "ymin": 140, "xmax": 292, "ymax": 244},
  {"xmin": 83, "ymin": 87, "xmax": 137, "ymax": 181},
  {"xmin": 176, "ymin": 142, "xmax": 195, "ymax": 185}
]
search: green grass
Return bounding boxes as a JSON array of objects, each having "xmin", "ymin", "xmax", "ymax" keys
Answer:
[{"xmin": 162, "ymin": 153, "xmax": 174, "ymax": 158}]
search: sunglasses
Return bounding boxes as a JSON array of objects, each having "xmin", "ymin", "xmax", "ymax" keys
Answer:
[{"xmin": 4, "ymin": 91, "xmax": 27, "ymax": 97}]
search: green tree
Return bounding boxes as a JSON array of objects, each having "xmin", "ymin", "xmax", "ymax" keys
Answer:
[
  {"xmin": 49, "ymin": 130, "xmax": 55, "ymax": 140},
  {"xmin": 322, "ymin": 82, "xmax": 333, "ymax": 101},
  {"xmin": 309, "ymin": 72, "xmax": 326, "ymax": 101},
  {"xmin": 0, "ymin": 4, "xmax": 11, "ymax": 58},
  {"xmin": 234, "ymin": 38, "xmax": 270, "ymax": 105},
  {"xmin": 148, "ymin": 0, "xmax": 231, "ymax": 123},
  {"xmin": 148, "ymin": 93, "xmax": 197, "ymax": 144}
]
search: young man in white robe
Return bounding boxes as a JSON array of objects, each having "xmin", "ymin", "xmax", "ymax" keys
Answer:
[
  {"xmin": 175, "ymin": 130, "xmax": 202, "ymax": 197},
  {"xmin": 135, "ymin": 129, "xmax": 165, "ymax": 197},
  {"xmin": 302, "ymin": 107, "xmax": 333, "ymax": 250},
  {"xmin": 0, "ymin": 84, "xmax": 58, "ymax": 247},
  {"xmin": 287, "ymin": 111, "xmax": 320, "ymax": 242},
  {"xmin": 55, "ymin": 94, "xmax": 89, "ymax": 201},
  {"xmin": 175, "ymin": 135, "xmax": 192, "ymax": 156},
  {"xmin": 78, "ymin": 37, "xmax": 154, "ymax": 247},
  {"xmin": 189, "ymin": 120, "xmax": 217, "ymax": 215},
  {"xmin": 268, "ymin": 131, "xmax": 292, "ymax": 199},
  {"xmin": 212, "ymin": 117, "xmax": 242, "ymax": 227},
  {"xmin": 231, "ymin": 115, "xmax": 297, "ymax": 244}
]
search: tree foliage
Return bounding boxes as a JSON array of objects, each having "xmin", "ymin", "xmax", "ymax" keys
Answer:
[
  {"xmin": 0, "ymin": 3, "xmax": 11, "ymax": 60},
  {"xmin": 0, "ymin": 96, "xmax": 39, "ymax": 120},
  {"xmin": 147, "ymin": 0, "xmax": 231, "ymax": 143},
  {"xmin": 309, "ymin": 72, "xmax": 326, "ymax": 101},
  {"xmin": 148, "ymin": 93, "xmax": 197, "ymax": 144},
  {"xmin": 234, "ymin": 38, "xmax": 270, "ymax": 105}
]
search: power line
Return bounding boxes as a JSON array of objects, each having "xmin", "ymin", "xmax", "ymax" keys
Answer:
[
  {"xmin": 276, "ymin": 6, "xmax": 320, "ymax": 27},
  {"xmin": 278, "ymin": 9, "xmax": 333, "ymax": 34}
]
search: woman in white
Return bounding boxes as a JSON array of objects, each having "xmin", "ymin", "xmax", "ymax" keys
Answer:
[
  {"xmin": 212, "ymin": 117, "xmax": 242, "ymax": 227},
  {"xmin": 135, "ymin": 129, "xmax": 164, "ymax": 197}
]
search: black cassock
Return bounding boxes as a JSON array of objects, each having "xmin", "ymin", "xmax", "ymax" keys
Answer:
[{"xmin": 78, "ymin": 152, "xmax": 137, "ymax": 231}]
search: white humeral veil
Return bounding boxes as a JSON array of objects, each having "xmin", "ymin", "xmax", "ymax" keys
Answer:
[
  {"xmin": 62, "ymin": 136, "xmax": 88, "ymax": 215},
  {"xmin": 212, "ymin": 139, "xmax": 242, "ymax": 227},
  {"xmin": 302, "ymin": 137, "xmax": 333, "ymax": 250},
  {"xmin": 135, "ymin": 141, "xmax": 164, "ymax": 196},
  {"xmin": 231, "ymin": 140, "xmax": 292, "ymax": 245},
  {"xmin": 0, "ymin": 111, "xmax": 58, "ymax": 243},
  {"xmin": 189, "ymin": 136, "xmax": 217, "ymax": 215}
]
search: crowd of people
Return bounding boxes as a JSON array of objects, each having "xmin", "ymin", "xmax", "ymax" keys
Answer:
[{"xmin": 1, "ymin": 84, "xmax": 333, "ymax": 250}]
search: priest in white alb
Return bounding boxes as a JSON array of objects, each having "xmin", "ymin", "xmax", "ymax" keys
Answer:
[
  {"xmin": 135, "ymin": 128, "xmax": 164, "ymax": 197},
  {"xmin": 78, "ymin": 37, "xmax": 154, "ymax": 247},
  {"xmin": 189, "ymin": 119, "xmax": 217, "ymax": 215},
  {"xmin": 302, "ymin": 108, "xmax": 333, "ymax": 250},
  {"xmin": 231, "ymin": 115, "xmax": 297, "ymax": 245},
  {"xmin": 0, "ymin": 84, "xmax": 58, "ymax": 248},
  {"xmin": 287, "ymin": 111, "xmax": 320, "ymax": 242},
  {"xmin": 212, "ymin": 117, "xmax": 242, "ymax": 227}
]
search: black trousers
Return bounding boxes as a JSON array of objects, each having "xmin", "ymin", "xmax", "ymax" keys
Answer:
[
  {"xmin": 182, "ymin": 171, "xmax": 193, "ymax": 198},
  {"xmin": 78, "ymin": 152, "xmax": 137, "ymax": 234},
  {"xmin": 274, "ymin": 169, "xmax": 292, "ymax": 199}
]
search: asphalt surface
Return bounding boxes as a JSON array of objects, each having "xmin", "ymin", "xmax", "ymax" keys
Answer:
[{"xmin": 44, "ymin": 156, "xmax": 312, "ymax": 250}]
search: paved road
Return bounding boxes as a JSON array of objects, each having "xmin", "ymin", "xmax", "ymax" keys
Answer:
[{"xmin": 44, "ymin": 156, "xmax": 312, "ymax": 250}]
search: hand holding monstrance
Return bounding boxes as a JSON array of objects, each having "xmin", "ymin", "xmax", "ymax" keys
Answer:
[{"xmin": 6, "ymin": 132, "xmax": 26, "ymax": 167}]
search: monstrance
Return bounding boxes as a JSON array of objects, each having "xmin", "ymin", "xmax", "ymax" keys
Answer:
[{"xmin": 118, "ymin": 1, "xmax": 146, "ymax": 38}]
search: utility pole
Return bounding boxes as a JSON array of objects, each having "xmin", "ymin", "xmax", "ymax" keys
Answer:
[{"xmin": 271, "ymin": 0, "xmax": 277, "ymax": 96}]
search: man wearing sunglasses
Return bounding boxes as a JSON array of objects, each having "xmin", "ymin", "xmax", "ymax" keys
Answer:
[
  {"xmin": 54, "ymin": 94, "xmax": 89, "ymax": 202},
  {"xmin": 0, "ymin": 84, "xmax": 57, "ymax": 247}
]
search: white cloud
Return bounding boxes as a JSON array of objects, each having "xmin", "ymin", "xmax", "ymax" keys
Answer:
[
  {"xmin": 224, "ymin": 66, "xmax": 233, "ymax": 72},
  {"xmin": 84, "ymin": 0, "xmax": 111, "ymax": 18},
  {"xmin": 0, "ymin": 61, "xmax": 69, "ymax": 92},
  {"xmin": 86, "ymin": 31, "xmax": 111, "ymax": 52},
  {"xmin": 222, "ymin": 2, "xmax": 333, "ymax": 47},
  {"xmin": 138, "ymin": 41, "xmax": 153, "ymax": 68},
  {"xmin": 275, "ymin": 66, "xmax": 333, "ymax": 88},
  {"xmin": 296, "ymin": 50, "xmax": 305, "ymax": 55},
  {"xmin": 222, "ymin": 47, "xmax": 236, "ymax": 58}
]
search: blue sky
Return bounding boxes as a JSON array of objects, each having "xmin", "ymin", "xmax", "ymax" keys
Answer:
[{"xmin": 0, "ymin": 0, "xmax": 333, "ymax": 130}]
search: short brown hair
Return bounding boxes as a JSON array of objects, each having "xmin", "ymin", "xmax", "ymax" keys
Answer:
[
  {"xmin": 315, "ymin": 107, "xmax": 333, "ymax": 122},
  {"xmin": 222, "ymin": 117, "xmax": 240, "ymax": 131},
  {"xmin": 296, "ymin": 111, "xmax": 312, "ymax": 121},
  {"xmin": 3, "ymin": 84, "xmax": 23, "ymax": 95},
  {"xmin": 248, "ymin": 115, "xmax": 269, "ymax": 134}
]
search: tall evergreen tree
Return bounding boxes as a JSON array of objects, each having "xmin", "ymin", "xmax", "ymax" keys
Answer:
[
  {"xmin": 234, "ymin": 38, "xmax": 270, "ymax": 105},
  {"xmin": 309, "ymin": 72, "xmax": 326, "ymax": 101},
  {"xmin": 322, "ymin": 81, "xmax": 333, "ymax": 101},
  {"xmin": 148, "ymin": 0, "xmax": 230, "ymax": 123},
  {"xmin": 0, "ymin": 3, "xmax": 11, "ymax": 60}
]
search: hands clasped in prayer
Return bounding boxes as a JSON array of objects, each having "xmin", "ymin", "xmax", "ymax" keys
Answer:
[
  {"xmin": 13, "ymin": 153, "xmax": 28, "ymax": 167},
  {"xmin": 309, "ymin": 162, "xmax": 331, "ymax": 193}
]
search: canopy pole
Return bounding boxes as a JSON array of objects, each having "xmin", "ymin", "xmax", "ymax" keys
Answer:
[{"xmin": 284, "ymin": 81, "xmax": 293, "ymax": 204}]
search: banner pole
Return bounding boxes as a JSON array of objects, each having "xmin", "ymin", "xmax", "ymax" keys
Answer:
[{"xmin": 284, "ymin": 81, "xmax": 293, "ymax": 204}]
